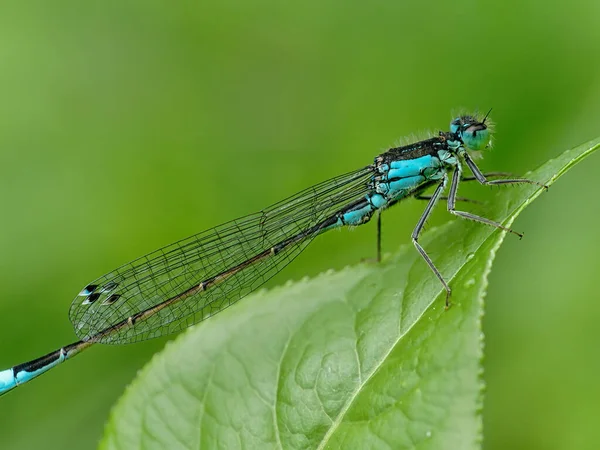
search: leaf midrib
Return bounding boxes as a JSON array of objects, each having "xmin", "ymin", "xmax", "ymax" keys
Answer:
[{"xmin": 314, "ymin": 171, "xmax": 558, "ymax": 448}]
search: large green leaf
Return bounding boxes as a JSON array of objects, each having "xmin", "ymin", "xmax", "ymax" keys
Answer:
[{"xmin": 100, "ymin": 138, "xmax": 600, "ymax": 450}]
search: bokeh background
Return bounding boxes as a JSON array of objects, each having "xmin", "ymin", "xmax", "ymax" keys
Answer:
[{"xmin": 1, "ymin": 1, "xmax": 599, "ymax": 449}]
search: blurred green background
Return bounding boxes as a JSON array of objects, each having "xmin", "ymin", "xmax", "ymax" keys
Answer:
[{"xmin": 0, "ymin": 1, "xmax": 599, "ymax": 449}]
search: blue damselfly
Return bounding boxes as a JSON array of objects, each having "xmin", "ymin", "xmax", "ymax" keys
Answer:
[{"xmin": 0, "ymin": 112, "xmax": 545, "ymax": 396}]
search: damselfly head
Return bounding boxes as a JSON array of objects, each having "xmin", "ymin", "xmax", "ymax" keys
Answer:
[{"xmin": 450, "ymin": 113, "xmax": 492, "ymax": 151}]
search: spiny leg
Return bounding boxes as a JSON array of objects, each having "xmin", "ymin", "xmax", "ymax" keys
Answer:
[
  {"xmin": 461, "ymin": 171, "xmax": 514, "ymax": 182},
  {"xmin": 415, "ymin": 194, "xmax": 482, "ymax": 205},
  {"xmin": 415, "ymin": 171, "xmax": 512, "ymax": 204},
  {"xmin": 447, "ymin": 165, "xmax": 523, "ymax": 238},
  {"xmin": 418, "ymin": 170, "xmax": 539, "ymax": 205},
  {"xmin": 412, "ymin": 174, "xmax": 452, "ymax": 307},
  {"xmin": 463, "ymin": 153, "xmax": 548, "ymax": 189}
]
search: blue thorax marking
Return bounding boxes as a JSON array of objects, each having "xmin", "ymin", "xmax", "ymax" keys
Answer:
[
  {"xmin": 375, "ymin": 153, "xmax": 446, "ymax": 199},
  {"xmin": 388, "ymin": 175, "xmax": 425, "ymax": 193},
  {"xmin": 389, "ymin": 154, "xmax": 435, "ymax": 172},
  {"xmin": 342, "ymin": 152, "xmax": 450, "ymax": 226}
]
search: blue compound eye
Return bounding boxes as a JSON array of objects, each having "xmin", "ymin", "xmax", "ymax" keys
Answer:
[
  {"xmin": 461, "ymin": 123, "xmax": 490, "ymax": 150},
  {"xmin": 450, "ymin": 115, "xmax": 491, "ymax": 150},
  {"xmin": 449, "ymin": 118, "xmax": 462, "ymax": 134}
]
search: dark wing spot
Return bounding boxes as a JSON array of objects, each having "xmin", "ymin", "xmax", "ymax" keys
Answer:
[
  {"xmin": 84, "ymin": 292, "xmax": 101, "ymax": 304},
  {"xmin": 103, "ymin": 294, "xmax": 121, "ymax": 305},
  {"xmin": 80, "ymin": 284, "xmax": 98, "ymax": 296}
]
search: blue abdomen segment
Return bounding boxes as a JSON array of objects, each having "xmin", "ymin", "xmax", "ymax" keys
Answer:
[
  {"xmin": 0, "ymin": 369, "xmax": 17, "ymax": 393},
  {"xmin": 0, "ymin": 349, "xmax": 65, "ymax": 395},
  {"xmin": 0, "ymin": 342, "xmax": 85, "ymax": 396},
  {"xmin": 340, "ymin": 192, "xmax": 393, "ymax": 226},
  {"xmin": 323, "ymin": 196, "xmax": 382, "ymax": 231},
  {"xmin": 342, "ymin": 203, "xmax": 374, "ymax": 225}
]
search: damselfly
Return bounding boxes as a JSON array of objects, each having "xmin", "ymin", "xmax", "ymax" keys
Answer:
[{"xmin": 0, "ymin": 112, "xmax": 545, "ymax": 396}]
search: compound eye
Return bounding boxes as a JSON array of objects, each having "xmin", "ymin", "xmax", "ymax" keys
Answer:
[
  {"xmin": 461, "ymin": 124, "xmax": 490, "ymax": 150},
  {"xmin": 450, "ymin": 115, "xmax": 477, "ymax": 133},
  {"xmin": 449, "ymin": 118, "xmax": 462, "ymax": 134}
]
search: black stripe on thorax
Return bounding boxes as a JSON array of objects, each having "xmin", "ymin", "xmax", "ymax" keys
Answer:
[{"xmin": 378, "ymin": 136, "xmax": 447, "ymax": 163}]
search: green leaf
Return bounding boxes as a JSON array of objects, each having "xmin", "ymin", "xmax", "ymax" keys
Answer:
[{"xmin": 100, "ymin": 138, "xmax": 600, "ymax": 450}]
